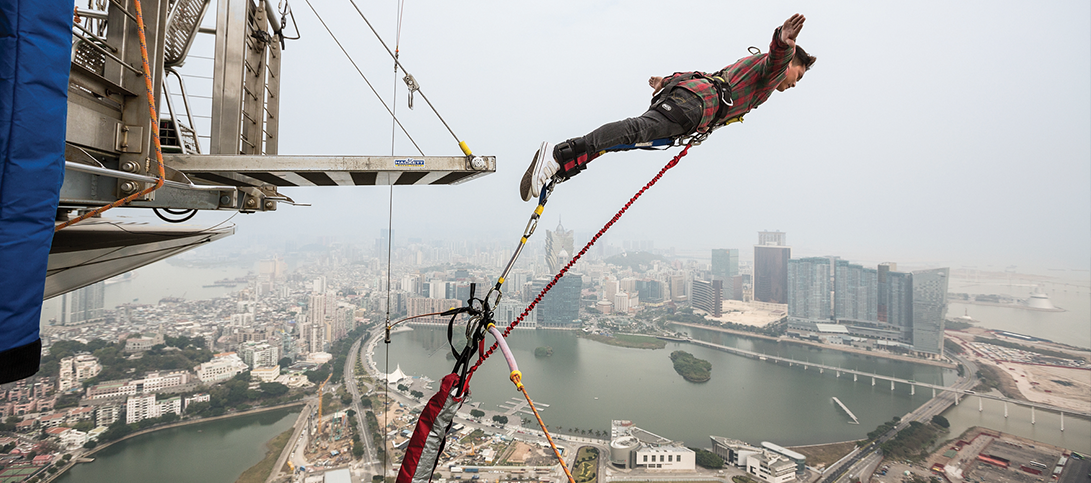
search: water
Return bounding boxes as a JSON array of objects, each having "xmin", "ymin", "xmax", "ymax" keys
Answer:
[
  {"xmin": 948, "ymin": 274, "xmax": 1091, "ymax": 349},
  {"xmin": 381, "ymin": 325, "xmax": 955, "ymax": 448},
  {"xmin": 942, "ymin": 392, "xmax": 1090, "ymax": 454},
  {"xmin": 55, "ymin": 408, "xmax": 299, "ymax": 483}
]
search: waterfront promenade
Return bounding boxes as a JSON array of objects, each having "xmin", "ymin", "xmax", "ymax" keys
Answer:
[{"xmin": 668, "ymin": 321, "xmax": 956, "ymax": 368}]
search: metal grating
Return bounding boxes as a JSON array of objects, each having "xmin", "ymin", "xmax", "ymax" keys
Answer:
[{"xmin": 164, "ymin": 0, "xmax": 210, "ymax": 67}]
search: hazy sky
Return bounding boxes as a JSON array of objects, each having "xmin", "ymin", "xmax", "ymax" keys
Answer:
[{"xmin": 170, "ymin": 1, "xmax": 1090, "ymax": 273}]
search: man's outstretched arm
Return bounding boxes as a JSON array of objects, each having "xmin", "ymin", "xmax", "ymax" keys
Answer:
[{"xmin": 766, "ymin": 14, "xmax": 804, "ymax": 80}]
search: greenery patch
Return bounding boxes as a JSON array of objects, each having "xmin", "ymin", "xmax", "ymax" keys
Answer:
[{"xmin": 670, "ymin": 351, "xmax": 711, "ymax": 382}]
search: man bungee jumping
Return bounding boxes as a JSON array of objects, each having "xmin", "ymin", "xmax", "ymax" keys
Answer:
[{"xmin": 520, "ymin": 13, "xmax": 815, "ymax": 202}]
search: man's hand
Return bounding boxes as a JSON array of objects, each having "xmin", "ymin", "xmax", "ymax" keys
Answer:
[
  {"xmin": 779, "ymin": 13, "xmax": 805, "ymax": 47},
  {"xmin": 649, "ymin": 76, "xmax": 665, "ymax": 95}
]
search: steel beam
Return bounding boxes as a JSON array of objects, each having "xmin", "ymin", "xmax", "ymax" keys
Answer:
[{"xmin": 166, "ymin": 154, "xmax": 496, "ymax": 186}]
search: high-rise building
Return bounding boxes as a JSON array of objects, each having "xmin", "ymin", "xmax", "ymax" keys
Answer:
[
  {"xmin": 636, "ymin": 279, "xmax": 665, "ymax": 303},
  {"xmin": 757, "ymin": 231, "xmax": 786, "ymax": 246},
  {"xmin": 61, "ymin": 281, "xmax": 105, "ymax": 325},
  {"xmin": 691, "ymin": 279, "xmax": 723, "ymax": 317},
  {"xmin": 878, "ymin": 264, "xmax": 912, "ymax": 330},
  {"xmin": 833, "ymin": 261, "xmax": 878, "ymax": 321},
  {"xmin": 532, "ymin": 273, "xmax": 582, "ymax": 327},
  {"xmin": 711, "ymin": 249, "xmax": 739, "ymax": 281},
  {"xmin": 545, "ymin": 220, "xmax": 574, "ymax": 274},
  {"xmin": 754, "ymin": 245, "xmax": 790, "ymax": 304},
  {"xmin": 911, "ymin": 268, "xmax": 949, "ymax": 355},
  {"xmin": 787, "ymin": 257, "xmax": 830, "ymax": 321}
]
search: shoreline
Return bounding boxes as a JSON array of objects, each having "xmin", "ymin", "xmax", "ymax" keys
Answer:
[
  {"xmin": 668, "ymin": 321, "xmax": 956, "ymax": 368},
  {"xmin": 45, "ymin": 401, "xmax": 306, "ymax": 483}
]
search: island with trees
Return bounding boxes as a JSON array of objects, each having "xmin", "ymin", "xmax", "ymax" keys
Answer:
[{"xmin": 669, "ymin": 350, "xmax": 711, "ymax": 382}]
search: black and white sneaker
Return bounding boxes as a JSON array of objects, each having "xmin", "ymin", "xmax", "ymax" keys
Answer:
[{"xmin": 519, "ymin": 141, "xmax": 558, "ymax": 202}]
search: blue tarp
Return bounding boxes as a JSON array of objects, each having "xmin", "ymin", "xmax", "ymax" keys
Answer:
[{"xmin": 0, "ymin": 0, "xmax": 71, "ymax": 382}]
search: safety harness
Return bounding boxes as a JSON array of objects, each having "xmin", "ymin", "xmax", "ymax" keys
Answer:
[{"xmin": 553, "ymin": 71, "xmax": 738, "ymax": 181}]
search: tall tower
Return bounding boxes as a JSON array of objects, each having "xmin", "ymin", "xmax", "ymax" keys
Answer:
[
  {"xmin": 61, "ymin": 281, "xmax": 105, "ymax": 325},
  {"xmin": 912, "ymin": 268, "xmax": 949, "ymax": 355},
  {"xmin": 710, "ymin": 249, "xmax": 739, "ymax": 281},
  {"xmin": 757, "ymin": 231, "xmax": 786, "ymax": 246},
  {"xmin": 787, "ymin": 257, "xmax": 831, "ymax": 321},
  {"xmin": 545, "ymin": 220, "xmax": 574, "ymax": 274}
]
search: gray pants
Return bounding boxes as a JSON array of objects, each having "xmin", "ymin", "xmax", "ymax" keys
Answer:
[{"xmin": 578, "ymin": 88, "xmax": 703, "ymax": 153}]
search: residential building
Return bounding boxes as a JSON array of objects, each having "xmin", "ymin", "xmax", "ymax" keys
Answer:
[
  {"xmin": 195, "ymin": 352, "xmax": 249, "ymax": 383},
  {"xmin": 60, "ymin": 429, "xmax": 88, "ymax": 449},
  {"xmin": 877, "ymin": 263, "xmax": 912, "ymax": 330},
  {"xmin": 911, "ymin": 268, "xmax": 949, "ymax": 355},
  {"xmin": 833, "ymin": 261, "xmax": 878, "ymax": 322},
  {"xmin": 127, "ymin": 394, "xmax": 158, "ymax": 424},
  {"xmin": 691, "ymin": 279, "xmax": 723, "ymax": 317},
  {"xmin": 406, "ymin": 297, "xmax": 462, "ymax": 324},
  {"xmin": 61, "ymin": 281, "xmax": 104, "ymax": 325},
  {"xmin": 787, "ymin": 257, "xmax": 831, "ymax": 322},
  {"xmin": 240, "ymin": 341, "xmax": 280, "ymax": 368},
  {"xmin": 96, "ymin": 405, "xmax": 122, "ymax": 427}
]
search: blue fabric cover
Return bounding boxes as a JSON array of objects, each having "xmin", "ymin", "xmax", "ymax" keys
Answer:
[{"xmin": 0, "ymin": 0, "xmax": 71, "ymax": 381}]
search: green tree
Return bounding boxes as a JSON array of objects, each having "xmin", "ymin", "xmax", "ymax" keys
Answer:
[
  {"xmin": 278, "ymin": 357, "xmax": 293, "ymax": 369},
  {"xmin": 931, "ymin": 414, "xmax": 950, "ymax": 428},
  {"xmin": 690, "ymin": 447, "xmax": 724, "ymax": 469},
  {"xmin": 260, "ymin": 382, "xmax": 290, "ymax": 397},
  {"xmin": 492, "ymin": 415, "xmax": 508, "ymax": 426},
  {"xmin": 410, "ymin": 390, "xmax": 424, "ymax": 399},
  {"xmin": 470, "ymin": 409, "xmax": 485, "ymax": 418}
]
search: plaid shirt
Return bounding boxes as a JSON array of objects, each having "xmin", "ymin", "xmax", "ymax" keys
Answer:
[{"xmin": 663, "ymin": 27, "xmax": 795, "ymax": 132}]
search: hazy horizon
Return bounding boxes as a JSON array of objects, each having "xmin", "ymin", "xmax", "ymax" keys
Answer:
[{"xmin": 115, "ymin": 1, "xmax": 1090, "ymax": 277}]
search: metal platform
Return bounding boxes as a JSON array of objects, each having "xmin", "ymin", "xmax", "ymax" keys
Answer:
[
  {"xmin": 46, "ymin": 219, "xmax": 235, "ymax": 299},
  {"xmin": 166, "ymin": 154, "xmax": 496, "ymax": 188}
]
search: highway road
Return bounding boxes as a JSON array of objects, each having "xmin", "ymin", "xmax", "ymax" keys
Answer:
[{"xmin": 821, "ymin": 354, "xmax": 979, "ymax": 483}]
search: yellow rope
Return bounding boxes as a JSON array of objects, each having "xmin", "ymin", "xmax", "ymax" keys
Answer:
[{"xmin": 511, "ymin": 373, "xmax": 575, "ymax": 483}]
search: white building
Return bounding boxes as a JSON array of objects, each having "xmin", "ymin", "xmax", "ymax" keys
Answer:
[
  {"xmin": 126, "ymin": 394, "xmax": 159, "ymax": 424},
  {"xmin": 126, "ymin": 394, "xmax": 182, "ymax": 424},
  {"xmin": 635, "ymin": 446, "xmax": 695, "ymax": 470},
  {"xmin": 251, "ymin": 366, "xmax": 280, "ymax": 383},
  {"xmin": 130, "ymin": 371, "xmax": 190, "ymax": 393},
  {"xmin": 240, "ymin": 341, "xmax": 279, "ymax": 368},
  {"xmin": 183, "ymin": 393, "xmax": 211, "ymax": 410},
  {"xmin": 746, "ymin": 452, "xmax": 796, "ymax": 483},
  {"xmin": 60, "ymin": 429, "xmax": 88, "ymax": 449},
  {"xmin": 57, "ymin": 354, "xmax": 102, "ymax": 392},
  {"xmin": 195, "ymin": 352, "xmax": 249, "ymax": 383}
]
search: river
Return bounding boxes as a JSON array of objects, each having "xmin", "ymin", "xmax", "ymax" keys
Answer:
[
  {"xmin": 378, "ymin": 325, "xmax": 1087, "ymax": 453},
  {"xmin": 54, "ymin": 408, "xmax": 299, "ymax": 483}
]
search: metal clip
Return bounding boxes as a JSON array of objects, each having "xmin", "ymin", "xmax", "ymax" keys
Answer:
[{"xmin": 403, "ymin": 73, "xmax": 420, "ymax": 109}]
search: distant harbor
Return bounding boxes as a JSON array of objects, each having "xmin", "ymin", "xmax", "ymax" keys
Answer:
[{"xmin": 948, "ymin": 292, "xmax": 1065, "ymax": 312}]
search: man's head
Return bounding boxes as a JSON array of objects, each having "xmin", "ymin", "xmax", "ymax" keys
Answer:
[{"xmin": 777, "ymin": 45, "xmax": 816, "ymax": 92}]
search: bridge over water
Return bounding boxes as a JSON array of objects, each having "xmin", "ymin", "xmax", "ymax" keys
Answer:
[{"xmin": 684, "ymin": 338, "xmax": 1091, "ymax": 419}]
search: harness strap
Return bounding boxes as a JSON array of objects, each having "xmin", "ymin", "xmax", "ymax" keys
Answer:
[{"xmin": 554, "ymin": 138, "xmax": 593, "ymax": 180}]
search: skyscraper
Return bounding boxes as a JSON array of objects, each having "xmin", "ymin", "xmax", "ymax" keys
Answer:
[
  {"xmin": 545, "ymin": 220, "xmax": 574, "ymax": 274},
  {"xmin": 754, "ymin": 245, "xmax": 790, "ymax": 304},
  {"xmin": 833, "ymin": 260, "xmax": 878, "ymax": 321},
  {"xmin": 691, "ymin": 279, "xmax": 723, "ymax": 317},
  {"xmin": 911, "ymin": 268, "xmax": 949, "ymax": 355},
  {"xmin": 787, "ymin": 257, "xmax": 830, "ymax": 321},
  {"xmin": 877, "ymin": 263, "xmax": 912, "ymax": 330},
  {"xmin": 757, "ymin": 231, "xmax": 786, "ymax": 246},
  {"xmin": 711, "ymin": 249, "xmax": 739, "ymax": 281},
  {"xmin": 532, "ymin": 273, "xmax": 582, "ymax": 327},
  {"xmin": 61, "ymin": 281, "xmax": 105, "ymax": 325}
]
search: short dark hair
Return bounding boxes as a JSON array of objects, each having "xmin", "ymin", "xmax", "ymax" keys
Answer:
[{"xmin": 792, "ymin": 45, "xmax": 816, "ymax": 70}]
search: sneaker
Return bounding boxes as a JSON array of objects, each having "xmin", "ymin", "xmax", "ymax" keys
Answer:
[{"xmin": 519, "ymin": 142, "xmax": 558, "ymax": 201}]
